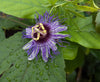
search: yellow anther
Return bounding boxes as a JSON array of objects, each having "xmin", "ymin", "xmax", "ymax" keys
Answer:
[
  {"xmin": 39, "ymin": 23, "xmax": 45, "ymax": 30},
  {"xmin": 43, "ymin": 30, "xmax": 47, "ymax": 34},
  {"xmin": 31, "ymin": 23, "xmax": 47, "ymax": 41},
  {"xmin": 33, "ymin": 33, "xmax": 40, "ymax": 41},
  {"xmin": 39, "ymin": 23, "xmax": 47, "ymax": 34},
  {"xmin": 32, "ymin": 25, "xmax": 39, "ymax": 33}
]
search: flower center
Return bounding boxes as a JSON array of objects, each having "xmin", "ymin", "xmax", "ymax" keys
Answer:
[{"xmin": 31, "ymin": 23, "xmax": 47, "ymax": 41}]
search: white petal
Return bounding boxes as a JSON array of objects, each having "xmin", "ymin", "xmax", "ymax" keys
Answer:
[
  {"xmin": 50, "ymin": 21, "xmax": 59, "ymax": 30},
  {"xmin": 28, "ymin": 46, "xmax": 39, "ymax": 60},
  {"xmin": 48, "ymin": 40, "xmax": 57, "ymax": 51},
  {"xmin": 22, "ymin": 40, "xmax": 33, "ymax": 50},
  {"xmin": 52, "ymin": 26, "xmax": 67, "ymax": 33},
  {"xmin": 26, "ymin": 28, "xmax": 32, "ymax": 35},
  {"xmin": 41, "ymin": 46, "xmax": 48, "ymax": 62},
  {"xmin": 51, "ymin": 33, "xmax": 69, "ymax": 39}
]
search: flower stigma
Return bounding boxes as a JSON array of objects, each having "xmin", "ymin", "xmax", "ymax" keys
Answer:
[{"xmin": 31, "ymin": 23, "xmax": 47, "ymax": 41}]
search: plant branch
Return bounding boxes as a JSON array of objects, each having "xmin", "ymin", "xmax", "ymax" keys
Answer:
[
  {"xmin": 0, "ymin": 15, "xmax": 30, "ymax": 27},
  {"xmin": 77, "ymin": 67, "xmax": 82, "ymax": 82}
]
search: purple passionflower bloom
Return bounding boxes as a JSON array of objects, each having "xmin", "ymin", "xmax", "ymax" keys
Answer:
[{"xmin": 23, "ymin": 12, "xmax": 69, "ymax": 62}]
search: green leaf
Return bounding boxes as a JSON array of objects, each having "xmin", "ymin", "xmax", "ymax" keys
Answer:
[
  {"xmin": 48, "ymin": 0, "xmax": 58, "ymax": 5},
  {"xmin": 66, "ymin": 9, "xmax": 85, "ymax": 18},
  {"xmin": 67, "ymin": 31, "xmax": 100, "ymax": 49},
  {"xmin": 61, "ymin": 42, "xmax": 79, "ymax": 60},
  {"xmin": 65, "ymin": 16, "xmax": 100, "ymax": 49},
  {"xmin": 0, "ymin": 16, "xmax": 20, "ymax": 30},
  {"xmin": 0, "ymin": 26, "xmax": 5, "ymax": 41},
  {"xmin": 0, "ymin": 32, "xmax": 26, "ymax": 74},
  {"xmin": 0, "ymin": 16, "xmax": 32, "ymax": 30},
  {"xmin": 75, "ymin": 0, "xmax": 84, "ymax": 3},
  {"xmin": 51, "ymin": 1, "xmax": 85, "ymax": 21},
  {"xmin": 65, "ymin": 48, "xmax": 84, "ymax": 73},
  {"xmin": 75, "ymin": 4, "xmax": 98, "ymax": 12},
  {"xmin": 0, "ymin": 50, "xmax": 66, "ymax": 82},
  {"xmin": 52, "ymin": 4, "xmax": 100, "ymax": 49},
  {"xmin": 0, "ymin": 0, "xmax": 49, "ymax": 18},
  {"xmin": 95, "ymin": 11, "xmax": 100, "ymax": 33},
  {"xmin": 0, "ymin": 32, "xmax": 66, "ymax": 82}
]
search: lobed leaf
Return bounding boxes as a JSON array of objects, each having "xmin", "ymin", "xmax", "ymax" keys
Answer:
[
  {"xmin": 0, "ymin": 26, "xmax": 5, "ymax": 41},
  {"xmin": 67, "ymin": 31, "xmax": 100, "ymax": 49},
  {"xmin": 0, "ymin": 32, "xmax": 26, "ymax": 74},
  {"xmin": 0, "ymin": 32, "xmax": 66, "ymax": 82},
  {"xmin": 65, "ymin": 16, "xmax": 100, "ymax": 49}
]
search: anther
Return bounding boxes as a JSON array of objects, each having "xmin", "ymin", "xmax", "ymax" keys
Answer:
[
  {"xmin": 32, "ymin": 33, "xmax": 40, "ymax": 41},
  {"xmin": 31, "ymin": 23, "xmax": 47, "ymax": 41},
  {"xmin": 39, "ymin": 23, "xmax": 45, "ymax": 30}
]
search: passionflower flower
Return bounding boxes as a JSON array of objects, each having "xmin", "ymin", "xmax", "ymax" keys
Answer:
[{"xmin": 23, "ymin": 12, "xmax": 69, "ymax": 62}]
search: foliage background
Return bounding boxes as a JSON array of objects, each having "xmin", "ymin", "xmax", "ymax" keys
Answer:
[{"xmin": 0, "ymin": 0, "xmax": 100, "ymax": 82}]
